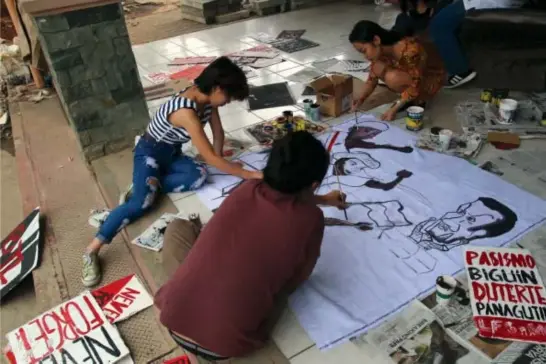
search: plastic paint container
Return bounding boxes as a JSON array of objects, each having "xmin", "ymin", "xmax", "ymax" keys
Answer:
[
  {"xmin": 309, "ymin": 103, "xmax": 320, "ymax": 122},
  {"xmin": 436, "ymin": 275, "xmax": 457, "ymax": 305},
  {"xmin": 303, "ymin": 99, "xmax": 313, "ymax": 118},
  {"xmin": 498, "ymin": 98, "xmax": 518, "ymax": 124}
]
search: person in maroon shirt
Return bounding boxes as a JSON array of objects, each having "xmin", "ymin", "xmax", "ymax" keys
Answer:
[{"xmin": 154, "ymin": 131, "xmax": 346, "ymax": 362}]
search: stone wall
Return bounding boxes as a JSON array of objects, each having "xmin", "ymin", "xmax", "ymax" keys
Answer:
[{"xmin": 34, "ymin": 3, "xmax": 149, "ymax": 160}]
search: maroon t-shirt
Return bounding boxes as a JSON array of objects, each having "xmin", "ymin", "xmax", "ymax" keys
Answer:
[{"xmin": 155, "ymin": 180, "xmax": 324, "ymax": 357}]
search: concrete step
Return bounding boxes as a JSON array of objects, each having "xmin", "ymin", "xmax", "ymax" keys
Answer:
[{"xmin": 10, "ymin": 94, "xmax": 177, "ymax": 363}]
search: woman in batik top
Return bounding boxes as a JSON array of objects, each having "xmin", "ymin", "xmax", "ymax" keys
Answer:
[{"xmin": 349, "ymin": 20, "xmax": 445, "ymax": 121}]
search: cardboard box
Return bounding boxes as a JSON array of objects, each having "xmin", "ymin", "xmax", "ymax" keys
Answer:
[{"xmin": 309, "ymin": 74, "xmax": 353, "ymax": 117}]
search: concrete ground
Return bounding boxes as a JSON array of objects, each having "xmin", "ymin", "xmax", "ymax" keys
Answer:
[{"xmin": 0, "ymin": 139, "xmax": 40, "ymax": 360}]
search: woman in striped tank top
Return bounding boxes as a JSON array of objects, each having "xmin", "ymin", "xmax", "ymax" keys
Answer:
[{"xmin": 82, "ymin": 57, "xmax": 262, "ymax": 287}]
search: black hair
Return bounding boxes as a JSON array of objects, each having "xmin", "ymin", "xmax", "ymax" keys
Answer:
[
  {"xmin": 194, "ymin": 56, "xmax": 249, "ymax": 101},
  {"xmin": 399, "ymin": 0, "xmax": 418, "ymax": 12},
  {"xmin": 264, "ymin": 131, "xmax": 329, "ymax": 194},
  {"xmin": 349, "ymin": 20, "xmax": 402, "ymax": 46},
  {"xmin": 468, "ymin": 197, "xmax": 518, "ymax": 238},
  {"xmin": 333, "ymin": 158, "xmax": 351, "ymax": 176}
]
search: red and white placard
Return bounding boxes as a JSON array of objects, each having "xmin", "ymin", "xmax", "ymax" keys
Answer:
[
  {"xmin": 465, "ymin": 246, "xmax": 546, "ymax": 344},
  {"xmin": 92, "ymin": 274, "xmax": 153, "ymax": 324},
  {"xmin": 6, "ymin": 292, "xmax": 129, "ymax": 364}
]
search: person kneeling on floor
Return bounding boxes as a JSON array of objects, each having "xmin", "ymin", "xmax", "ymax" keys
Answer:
[
  {"xmin": 154, "ymin": 131, "xmax": 347, "ymax": 362},
  {"xmin": 350, "ymin": 21, "xmax": 445, "ymax": 121},
  {"xmin": 81, "ymin": 57, "xmax": 262, "ymax": 287}
]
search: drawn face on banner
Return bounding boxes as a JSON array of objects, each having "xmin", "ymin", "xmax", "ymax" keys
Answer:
[
  {"xmin": 416, "ymin": 198, "xmax": 518, "ymax": 249},
  {"xmin": 333, "ymin": 153, "xmax": 380, "ymax": 176}
]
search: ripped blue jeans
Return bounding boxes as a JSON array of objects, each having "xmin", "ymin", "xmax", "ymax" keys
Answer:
[{"xmin": 96, "ymin": 136, "xmax": 207, "ymax": 243}]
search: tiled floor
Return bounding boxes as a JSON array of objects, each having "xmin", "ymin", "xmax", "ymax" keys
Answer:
[{"xmin": 131, "ymin": 3, "xmax": 545, "ymax": 363}]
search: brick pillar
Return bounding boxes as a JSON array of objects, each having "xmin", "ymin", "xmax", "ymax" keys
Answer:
[{"xmin": 25, "ymin": 1, "xmax": 148, "ymax": 160}]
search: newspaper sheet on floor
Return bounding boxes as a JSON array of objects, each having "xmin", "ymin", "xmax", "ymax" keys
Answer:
[
  {"xmin": 354, "ymin": 300, "xmax": 481, "ymax": 364},
  {"xmin": 421, "ymin": 281, "xmax": 512, "ymax": 362},
  {"xmin": 6, "ymin": 292, "xmax": 130, "ymax": 363},
  {"xmin": 132, "ymin": 213, "xmax": 182, "ymax": 251},
  {"xmin": 195, "ymin": 114, "xmax": 546, "ymax": 350},
  {"xmin": 494, "ymin": 341, "xmax": 546, "ymax": 363}
]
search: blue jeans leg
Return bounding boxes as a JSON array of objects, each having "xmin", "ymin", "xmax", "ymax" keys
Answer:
[
  {"xmin": 161, "ymin": 155, "xmax": 208, "ymax": 193},
  {"xmin": 429, "ymin": 1, "xmax": 468, "ymax": 75},
  {"xmin": 96, "ymin": 147, "xmax": 163, "ymax": 243}
]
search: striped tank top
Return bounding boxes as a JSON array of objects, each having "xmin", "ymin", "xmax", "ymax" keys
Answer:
[{"xmin": 147, "ymin": 91, "xmax": 212, "ymax": 145}]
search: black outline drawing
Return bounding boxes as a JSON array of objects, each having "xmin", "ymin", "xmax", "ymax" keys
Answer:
[
  {"xmin": 320, "ymin": 152, "xmax": 413, "ymax": 192},
  {"xmin": 346, "ymin": 200, "xmax": 412, "ymax": 232},
  {"xmin": 327, "ymin": 198, "xmax": 437, "ymax": 274},
  {"xmin": 345, "ymin": 124, "xmax": 413, "ymax": 154},
  {"xmin": 409, "ymin": 197, "xmax": 518, "ymax": 252},
  {"xmin": 205, "ymin": 153, "xmax": 269, "ymax": 202},
  {"xmin": 324, "ymin": 217, "xmax": 373, "ymax": 231}
]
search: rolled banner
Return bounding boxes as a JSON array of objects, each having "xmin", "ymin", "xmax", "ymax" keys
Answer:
[{"xmin": 436, "ymin": 275, "xmax": 457, "ymax": 305}]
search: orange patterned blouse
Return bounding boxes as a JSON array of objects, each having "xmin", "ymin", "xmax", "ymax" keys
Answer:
[{"xmin": 367, "ymin": 37, "xmax": 446, "ymax": 103}]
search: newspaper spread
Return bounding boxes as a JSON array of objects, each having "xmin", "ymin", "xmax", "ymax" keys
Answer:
[
  {"xmin": 494, "ymin": 342, "xmax": 546, "ymax": 364},
  {"xmin": 355, "ymin": 300, "xmax": 482, "ymax": 364},
  {"xmin": 421, "ymin": 281, "xmax": 512, "ymax": 362}
]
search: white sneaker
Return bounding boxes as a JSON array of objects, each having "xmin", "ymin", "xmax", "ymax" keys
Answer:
[{"xmin": 82, "ymin": 253, "xmax": 101, "ymax": 287}]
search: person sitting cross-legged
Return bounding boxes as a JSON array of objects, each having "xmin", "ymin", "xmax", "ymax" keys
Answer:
[{"xmin": 154, "ymin": 131, "xmax": 347, "ymax": 362}]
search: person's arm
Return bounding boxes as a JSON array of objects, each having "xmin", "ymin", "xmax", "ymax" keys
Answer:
[
  {"xmin": 352, "ymin": 65, "xmax": 379, "ymax": 112},
  {"xmin": 314, "ymin": 190, "xmax": 348, "ymax": 208},
  {"xmin": 209, "ymin": 107, "xmax": 225, "ymax": 157},
  {"xmin": 169, "ymin": 108, "xmax": 262, "ymax": 179}
]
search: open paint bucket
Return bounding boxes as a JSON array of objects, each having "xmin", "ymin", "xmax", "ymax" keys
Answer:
[
  {"xmin": 436, "ymin": 275, "xmax": 457, "ymax": 305},
  {"xmin": 405, "ymin": 106, "xmax": 424, "ymax": 131}
]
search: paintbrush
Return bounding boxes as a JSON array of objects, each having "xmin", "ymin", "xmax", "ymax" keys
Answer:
[{"xmin": 334, "ymin": 166, "xmax": 349, "ymax": 221}]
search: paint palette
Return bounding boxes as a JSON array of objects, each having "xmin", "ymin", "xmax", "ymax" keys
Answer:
[{"xmin": 245, "ymin": 115, "xmax": 326, "ymax": 147}]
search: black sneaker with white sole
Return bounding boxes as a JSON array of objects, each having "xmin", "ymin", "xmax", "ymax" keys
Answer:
[{"xmin": 445, "ymin": 70, "xmax": 477, "ymax": 89}]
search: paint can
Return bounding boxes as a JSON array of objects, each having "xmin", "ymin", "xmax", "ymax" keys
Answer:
[
  {"xmin": 405, "ymin": 106, "xmax": 424, "ymax": 131},
  {"xmin": 480, "ymin": 89, "xmax": 493, "ymax": 103},
  {"xmin": 309, "ymin": 103, "xmax": 320, "ymax": 122},
  {"xmin": 303, "ymin": 99, "xmax": 313, "ymax": 118},
  {"xmin": 436, "ymin": 275, "xmax": 457, "ymax": 305}
]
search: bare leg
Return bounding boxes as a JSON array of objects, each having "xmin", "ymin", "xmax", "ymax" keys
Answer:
[
  {"xmin": 382, "ymin": 68, "xmax": 413, "ymax": 93},
  {"xmin": 86, "ymin": 238, "xmax": 103, "ymax": 255}
]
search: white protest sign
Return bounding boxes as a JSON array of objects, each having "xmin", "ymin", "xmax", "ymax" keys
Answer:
[
  {"xmin": 465, "ymin": 246, "xmax": 546, "ymax": 344},
  {"xmin": 92, "ymin": 274, "xmax": 154, "ymax": 324},
  {"xmin": 6, "ymin": 292, "xmax": 129, "ymax": 364}
]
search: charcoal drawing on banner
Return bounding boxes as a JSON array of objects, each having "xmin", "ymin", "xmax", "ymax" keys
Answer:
[{"xmin": 196, "ymin": 115, "xmax": 546, "ymax": 351}]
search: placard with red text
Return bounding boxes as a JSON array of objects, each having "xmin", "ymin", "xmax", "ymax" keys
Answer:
[
  {"xmin": 164, "ymin": 355, "xmax": 190, "ymax": 364},
  {"xmin": 92, "ymin": 274, "xmax": 153, "ymax": 324},
  {"xmin": 6, "ymin": 292, "xmax": 129, "ymax": 363},
  {"xmin": 465, "ymin": 246, "xmax": 546, "ymax": 344},
  {"xmin": 1, "ymin": 207, "xmax": 40, "ymax": 299}
]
